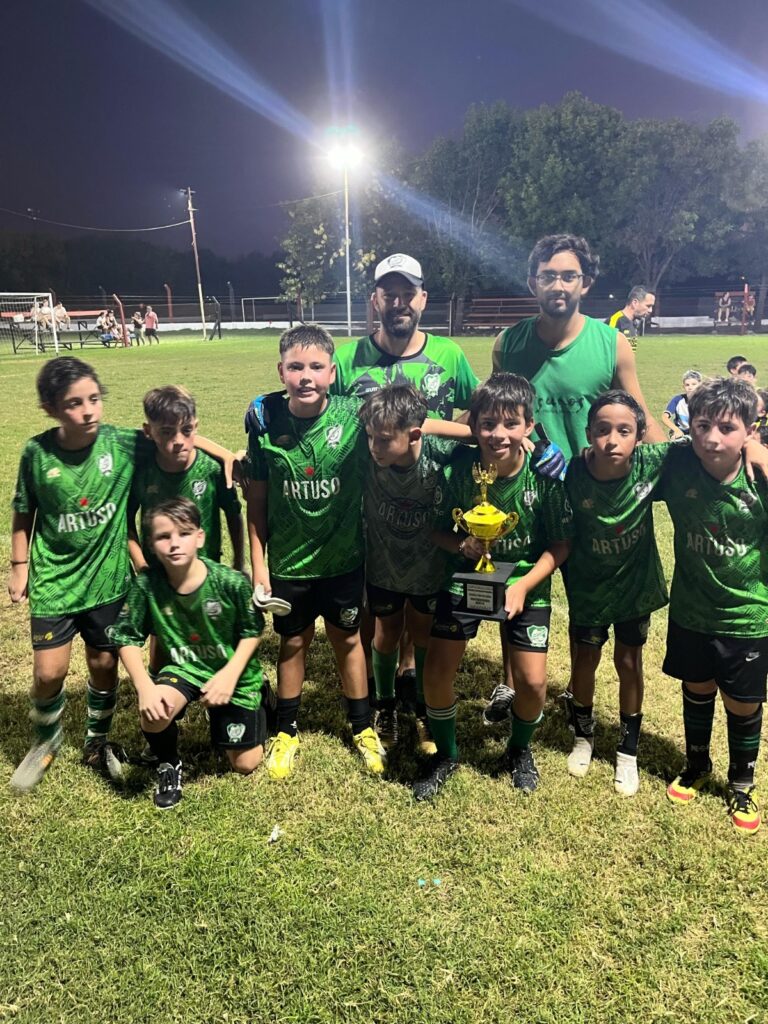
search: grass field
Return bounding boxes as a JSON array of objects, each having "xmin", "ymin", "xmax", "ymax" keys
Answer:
[{"xmin": 1, "ymin": 331, "xmax": 767, "ymax": 1024}]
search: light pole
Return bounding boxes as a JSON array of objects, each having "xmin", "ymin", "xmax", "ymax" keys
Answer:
[
  {"xmin": 183, "ymin": 187, "xmax": 207, "ymax": 341},
  {"xmin": 327, "ymin": 137, "xmax": 363, "ymax": 338}
]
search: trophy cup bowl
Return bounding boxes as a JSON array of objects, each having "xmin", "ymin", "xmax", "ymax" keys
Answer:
[{"xmin": 452, "ymin": 503, "xmax": 519, "ymax": 573}]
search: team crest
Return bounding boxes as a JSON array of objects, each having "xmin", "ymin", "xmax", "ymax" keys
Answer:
[
  {"xmin": 638, "ymin": 620, "xmax": 650, "ymax": 638},
  {"xmin": 98, "ymin": 453, "xmax": 113, "ymax": 476},
  {"xmin": 422, "ymin": 372, "xmax": 440, "ymax": 399},
  {"xmin": 192, "ymin": 480, "xmax": 207, "ymax": 498},
  {"xmin": 523, "ymin": 489, "xmax": 537, "ymax": 508},
  {"xmin": 326, "ymin": 424, "xmax": 343, "ymax": 448},
  {"xmin": 581, "ymin": 498, "xmax": 594, "ymax": 510},
  {"xmin": 46, "ymin": 467, "xmax": 61, "ymax": 480},
  {"xmin": 162, "ymin": 605, "xmax": 174, "ymax": 616},
  {"xmin": 147, "ymin": 484, "xmax": 159, "ymax": 495},
  {"xmin": 526, "ymin": 625, "xmax": 549, "ymax": 648},
  {"xmin": 738, "ymin": 490, "xmax": 757, "ymax": 511},
  {"xmin": 227, "ymin": 723, "xmax": 246, "ymax": 743},
  {"xmin": 339, "ymin": 606, "xmax": 359, "ymax": 627},
  {"xmin": 634, "ymin": 482, "xmax": 652, "ymax": 502},
  {"xmin": 104, "ymin": 625, "xmax": 117, "ymax": 641},
  {"xmin": 685, "ymin": 488, "xmax": 698, "ymax": 499},
  {"xmin": 204, "ymin": 599, "xmax": 222, "ymax": 618}
]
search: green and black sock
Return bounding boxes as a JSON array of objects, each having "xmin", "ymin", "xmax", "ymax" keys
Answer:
[
  {"xmin": 681, "ymin": 684, "xmax": 716, "ymax": 770},
  {"xmin": 508, "ymin": 710, "xmax": 543, "ymax": 753},
  {"xmin": 726, "ymin": 705, "xmax": 762, "ymax": 791},
  {"xmin": 426, "ymin": 702, "xmax": 458, "ymax": 760},
  {"xmin": 618, "ymin": 712, "xmax": 642, "ymax": 757},
  {"xmin": 372, "ymin": 646, "xmax": 398, "ymax": 704},
  {"xmin": 30, "ymin": 688, "xmax": 65, "ymax": 749},
  {"xmin": 85, "ymin": 682, "xmax": 118, "ymax": 747}
]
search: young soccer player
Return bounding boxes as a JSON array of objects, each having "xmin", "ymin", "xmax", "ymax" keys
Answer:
[
  {"xmin": 112, "ymin": 499, "xmax": 266, "ymax": 809},
  {"xmin": 564, "ymin": 391, "xmax": 670, "ymax": 796},
  {"xmin": 128, "ymin": 385, "xmax": 244, "ymax": 574},
  {"xmin": 661, "ymin": 377, "xmax": 768, "ymax": 834},
  {"xmin": 9, "ymin": 357, "xmax": 155, "ymax": 791},
  {"xmin": 359, "ymin": 383, "xmax": 457, "ymax": 754},
  {"xmin": 246, "ymin": 324, "xmax": 386, "ymax": 779},
  {"xmin": 726, "ymin": 355, "xmax": 747, "ymax": 377},
  {"xmin": 662, "ymin": 370, "xmax": 702, "ymax": 438},
  {"xmin": 736, "ymin": 363, "xmax": 757, "ymax": 385},
  {"xmin": 414, "ymin": 372, "xmax": 573, "ymax": 800}
]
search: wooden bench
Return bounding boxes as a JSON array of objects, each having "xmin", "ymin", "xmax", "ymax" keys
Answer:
[{"xmin": 461, "ymin": 297, "xmax": 539, "ymax": 332}]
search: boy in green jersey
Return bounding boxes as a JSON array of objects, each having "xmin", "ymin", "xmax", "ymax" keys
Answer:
[
  {"xmin": 660, "ymin": 377, "xmax": 768, "ymax": 835},
  {"xmin": 128, "ymin": 385, "xmax": 244, "ymax": 573},
  {"xmin": 113, "ymin": 499, "xmax": 266, "ymax": 810},
  {"xmin": 9, "ymin": 357, "xmax": 156, "ymax": 792},
  {"xmin": 246, "ymin": 324, "xmax": 387, "ymax": 780},
  {"xmin": 413, "ymin": 373, "xmax": 573, "ymax": 800},
  {"xmin": 564, "ymin": 391, "xmax": 670, "ymax": 797},
  {"xmin": 359, "ymin": 383, "xmax": 456, "ymax": 754}
]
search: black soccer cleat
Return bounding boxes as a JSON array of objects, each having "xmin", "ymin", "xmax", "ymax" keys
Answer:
[
  {"xmin": 412, "ymin": 754, "xmax": 459, "ymax": 801},
  {"xmin": 508, "ymin": 745, "xmax": 540, "ymax": 794},
  {"xmin": 82, "ymin": 739, "xmax": 128, "ymax": 783},
  {"xmin": 154, "ymin": 761, "xmax": 183, "ymax": 810}
]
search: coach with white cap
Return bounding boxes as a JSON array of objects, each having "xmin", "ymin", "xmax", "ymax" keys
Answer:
[{"xmin": 330, "ymin": 253, "xmax": 478, "ymax": 421}]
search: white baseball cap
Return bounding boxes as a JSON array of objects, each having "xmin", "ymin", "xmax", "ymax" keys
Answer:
[{"xmin": 374, "ymin": 253, "xmax": 424, "ymax": 287}]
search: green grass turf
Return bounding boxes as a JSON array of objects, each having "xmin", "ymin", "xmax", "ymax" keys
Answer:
[{"xmin": 1, "ymin": 331, "xmax": 767, "ymax": 1024}]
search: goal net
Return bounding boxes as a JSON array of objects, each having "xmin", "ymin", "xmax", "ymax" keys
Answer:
[{"xmin": 0, "ymin": 292, "xmax": 60, "ymax": 355}]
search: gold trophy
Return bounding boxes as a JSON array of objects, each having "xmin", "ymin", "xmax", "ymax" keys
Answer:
[
  {"xmin": 452, "ymin": 464, "xmax": 519, "ymax": 573},
  {"xmin": 450, "ymin": 464, "xmax": 520, "ymax": 620}
]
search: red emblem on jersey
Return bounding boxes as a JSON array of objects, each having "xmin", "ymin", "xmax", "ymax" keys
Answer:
[
  {"xmin": 614, "ymin": 525, "xmax": 624, "ymax": 535},
  {"xmin": 189, "ymin": 633, "xmax": 200, "ymax": 642},
  {"xmin": 305, "ymin": 466, "xmax": 315, "ymax": 476},
  {"xmin": 708, "ymin": 524, "xmax": 719, "ymax": 535},
  {"xmin": 79, "ymin": 498, "xmax": 89, "ymax": 507}
]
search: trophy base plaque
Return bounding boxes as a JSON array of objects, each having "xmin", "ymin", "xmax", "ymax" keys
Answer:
[{"xmin": 451, "ymin": 561, "xmax": 517, "ymax": 622}]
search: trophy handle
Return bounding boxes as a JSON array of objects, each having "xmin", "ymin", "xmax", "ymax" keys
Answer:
[
  {"xmin": 495, "ymin": 511, "xmax": 520, "ymax": 541},
  {"xmin": 452, "ymin": 508, "xmax": 467, "ymax": 532}
]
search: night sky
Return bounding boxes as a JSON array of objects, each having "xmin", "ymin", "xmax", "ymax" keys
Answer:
[{"xmin": 4, "ymin": 0, "xmax": 768, "ymax": 257}]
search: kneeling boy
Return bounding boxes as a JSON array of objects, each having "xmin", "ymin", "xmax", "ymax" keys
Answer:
[{"xmin": 113, "ymin": 498, "xmax": 266, "ymax": 809}]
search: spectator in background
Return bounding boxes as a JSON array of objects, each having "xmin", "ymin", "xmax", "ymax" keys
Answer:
[
  {"xmin": 131, "ymin": 310, "xmax": 145, "ymax": 345},
  {"xmin": 605, "ymin": 285, "xmax": 656, "ymax": 350},
  {"xmin": 144, "ymin": 305, "xmax": 159, "ymax": 344},
  {"xmin": 662, "ymin": 369, "xmax": 702, "ymax": 438},
  {"xmin": 745, "ymin": 293, "xmax": 756, "ymax": 332},
  {"xmin": 737, "ymin": 363, "xmax": 757, "ymax": 385},
  {"xmin": 755, "ymin": 388, "xmax": 768, "ymax": 419},
  {"xmin": 726, "ymin": 355, "xmax": 748, "ymax": 377},
  {"xmin": 53, "ymin": 303, "xmax": 70, "ymax": 330},
  {"xmin": 716, "ymin": 291, "xmax": 732, "ymax": 326}
]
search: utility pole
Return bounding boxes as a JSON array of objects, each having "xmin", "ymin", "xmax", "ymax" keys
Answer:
[{"xmin": 184, "ymin": 187, "xmax": 207, "ymax": 340}]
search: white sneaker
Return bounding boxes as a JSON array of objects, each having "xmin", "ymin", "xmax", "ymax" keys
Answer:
[
  {"xmin": 614, "ymin": 751, "xmax": 639, "ymax": 797},
  {"xmin": 567, "ymin": 735, "xmax": 594, "ymax": 778}
]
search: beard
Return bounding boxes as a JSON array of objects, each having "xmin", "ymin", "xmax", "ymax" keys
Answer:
[
  {"xmin": 540, "ymin": 291, "xmax": 580, "ymax": 320},
  {"xmin": 382, "ymin": 306, "xmax": 422, "ymax": 339}
]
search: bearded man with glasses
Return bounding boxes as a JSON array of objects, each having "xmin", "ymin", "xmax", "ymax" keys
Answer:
[{"xmin": 492, "ymin": 234, "xmax": 664, "ymax": 462}]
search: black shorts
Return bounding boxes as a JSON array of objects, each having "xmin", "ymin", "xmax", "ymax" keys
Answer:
[
  {"xmin": 431, "ymin": 590, "xmax": 551, "ymax": 651},
  {"xmin": 662, "ymin": 619, "xmax": 768, "ymax": 703},
  {"xmin": 156, "ymin": 674, "xmax": 267, "ymax": 749},
  {"xmin": 270, "ymin": 566, "xmax": 364, "ymax": 637},
  {"xmin": 366, "ymin": 582, "xmax": 437, "ymax": 618},
  {"xmin": 570, "ymin": 616, "xmax": 651, "ymax": 649},
  {"xmin": 30, "ymin": 596, "xmax": 125, "ymax": 651}
]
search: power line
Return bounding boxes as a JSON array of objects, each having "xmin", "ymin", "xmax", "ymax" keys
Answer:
[{"xmin": 0, "ymin": 206, "xmax": 191, "ymax": 233}]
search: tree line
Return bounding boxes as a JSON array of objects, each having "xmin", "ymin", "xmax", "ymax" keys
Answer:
[{"xmin": 279, "ymin": 93, "xmax": 768, "ymax": 324}]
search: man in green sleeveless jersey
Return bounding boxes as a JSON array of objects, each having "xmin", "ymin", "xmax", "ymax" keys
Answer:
[
  {"xmin": 605, "ymin": 285, "xmax": 656, "ymax": 350},
  {"xmin": 128, "ymin": 386, "xmax": 243, "ymax": 572},
  {"xmin": 660, "ymin": 377, "xmax": 768, "ymax": 835},
  {"xmin": 331, "ymin": 253, "xmax": 478, "ymax": 421},
  {"xmin": 492, "ymin": 234, "xmax": 664, "ymax": 462},
  {"xmin": 113, "ymin": 499, "xmax": 266, "ymax": 809}
]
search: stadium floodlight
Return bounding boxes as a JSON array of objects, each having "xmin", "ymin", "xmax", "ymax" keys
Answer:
[{"xmin": 326, "ymin": 130, "xmax": 365, "ymax": 337}]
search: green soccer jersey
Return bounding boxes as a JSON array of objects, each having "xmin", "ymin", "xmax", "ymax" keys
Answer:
[
  {"xmin": 657, "ymin": 445, "xmax": 768, "ymax": 637},
  {"xmin": 493, "ymin": 316, "xmax": 617, "ymax": 460},
  {"xmin": 111, "ymin": 558, "xmax": 264, "ymax": 710},
  {"xmin": 12, "ymin": 424, "xmax": 152, "ymax": 616},
  {"xmin": 331, "ymin": 333, "xmax": 478, "ymax": 419},
  {"xmin": 364, "ymin": 436, "xmax": 456, "ymax": 596},
  {"xmin": 436, "ymin": 447, "xmax": 574, "ymax": 607},
  {"xmin": 248, "ymin": 394, "xmax": 367, "ymax": 579},
  {"xmin": 565, "ymin": 444, "xmax": 670, "ymax": 627},
  {"xmin": 129, "ymin": 450, "xmax": 241, "ymax": 565}
]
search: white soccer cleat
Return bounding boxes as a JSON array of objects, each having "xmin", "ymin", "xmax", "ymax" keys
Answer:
[{"xmin": 567, "ymin": 736, "xmax": 594, "ymax": 778}]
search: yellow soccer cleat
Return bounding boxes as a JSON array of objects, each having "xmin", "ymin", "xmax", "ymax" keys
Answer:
[
  {"xmin": 727, "ymin": 787, "xmax": 761, "ymax": 835},
  {"xmin": 353, "ymin": 726, "xmax": 387, "ymax": 775},
  {"xmin": 415, "ymin": 715, "xmax": 437, "ymax": 756},
  {"xmin": 266, "ymin": 732, "xmax": 300, "ymax": 780}
]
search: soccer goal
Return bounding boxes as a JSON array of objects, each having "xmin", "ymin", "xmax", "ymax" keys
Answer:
[{"xmin": 0, "ymin": 292, "xmax": 59, "ymax": 355}]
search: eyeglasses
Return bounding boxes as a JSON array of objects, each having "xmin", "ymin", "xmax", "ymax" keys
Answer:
[{"xmin": 535, "ymin": 271, "xmax": 584, "ymax": 286}]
